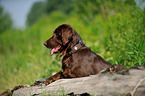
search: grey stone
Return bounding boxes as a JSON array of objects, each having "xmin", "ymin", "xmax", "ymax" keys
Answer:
[{"xmin": 12, "ymin": 69, "xmax": 145, "ymax": 96}]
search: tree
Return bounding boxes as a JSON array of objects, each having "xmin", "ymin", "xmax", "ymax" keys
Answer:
[
  {"xmin": 26, "ymin": 1, "xmax": 46, "ymax": 26},
  {"xmin": 0, "ymin": 6, "xmax": 13, "ymax": 33},
  {"xmin": 46, "ymin": 0, "xmax": 73, "ymax": 14}
]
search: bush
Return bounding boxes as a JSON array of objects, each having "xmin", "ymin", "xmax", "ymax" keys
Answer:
[{"xmin": 100, "ymin": 12, "xmax": 145, "ymax": 66}]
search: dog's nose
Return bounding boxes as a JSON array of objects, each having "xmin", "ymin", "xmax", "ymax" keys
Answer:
[{"xmin": 43, "ymin": 42, "xmax": 47, "ymax": 46}]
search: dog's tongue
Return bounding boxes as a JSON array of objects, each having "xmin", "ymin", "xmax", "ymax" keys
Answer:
[
  {"xmin": 51, "ymin": 48, "xmax": 55, "ymax": 56},
  {"xmin": 51, "ymin": 46, "xmax": 61, "ymax": 56}
]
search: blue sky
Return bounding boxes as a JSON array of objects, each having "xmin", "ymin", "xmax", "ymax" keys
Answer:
[{"xmin": 0, "ymin": 0, "xmax": 43, "ymax": 29}]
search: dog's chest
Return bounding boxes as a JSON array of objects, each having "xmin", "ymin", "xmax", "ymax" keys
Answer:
[{"xmin": 62, "ymin": 56, "xmax": 72, "ymax": 70}]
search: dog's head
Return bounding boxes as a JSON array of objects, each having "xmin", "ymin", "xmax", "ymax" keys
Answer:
[{"xmin": 44, "ymin": 24, "xmax": 84, "ymax": 56}]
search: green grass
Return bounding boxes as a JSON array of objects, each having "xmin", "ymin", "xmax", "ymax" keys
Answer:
[{"xmin": 0, "ymin": 10, "xmax": 145, "ymax": 93}]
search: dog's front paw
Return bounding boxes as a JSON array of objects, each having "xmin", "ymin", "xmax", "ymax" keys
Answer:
[{"xmin": 45, "ymin": 77, "xmax": 53, "ymax": 85}]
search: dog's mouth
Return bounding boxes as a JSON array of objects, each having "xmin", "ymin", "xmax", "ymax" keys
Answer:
[{"xmin": 51, "ymin": 45, "xmax": 61, "ymax": 56}]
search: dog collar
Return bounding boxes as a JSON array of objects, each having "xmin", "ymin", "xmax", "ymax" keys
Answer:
[{"xmin": 69, "ymin": 40, "xmax": 85, "ymax": 54}]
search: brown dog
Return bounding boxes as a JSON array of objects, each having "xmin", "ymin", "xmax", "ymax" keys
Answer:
[{"xmin": 43, "ymin": 24, "xmax": 126, "ymax": 85}]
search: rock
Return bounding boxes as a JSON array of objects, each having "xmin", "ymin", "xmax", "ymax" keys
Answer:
[{"xmin": 12, "ymin": 69, "xmax": 145, "ymax": 96}]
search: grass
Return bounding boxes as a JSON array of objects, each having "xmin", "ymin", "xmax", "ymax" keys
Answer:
[{"xmin": 0, "ymin": 9, "xmax": 145, "ymax": 93}]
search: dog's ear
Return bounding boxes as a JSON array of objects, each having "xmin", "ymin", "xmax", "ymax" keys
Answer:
[{"xmin": 62, "ymin": 25, "xmax": 74, "ymax": 45}]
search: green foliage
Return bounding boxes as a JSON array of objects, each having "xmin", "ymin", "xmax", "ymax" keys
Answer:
[
  {"xmin": 0, "ymin": 6, "xmax": 13, "ymax": 33},
  {"xmin": 46, "ymin": 0, "xmax": 73, "ymax": 14},
  {"xmin": 100, "ymin": 11, "xmax": 145, "ymax": 66},
  {"xmin": 74, "ymin": 0, "xmax": 137, "ymax": 21},
  {"xmin": 26, "ymin": 1, "xmax": 47, "ymax": 26}
]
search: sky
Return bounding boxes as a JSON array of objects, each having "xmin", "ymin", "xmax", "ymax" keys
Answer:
[{"xmin": 0, "ymin": 0, "xmax": 44, "ymax": 29}]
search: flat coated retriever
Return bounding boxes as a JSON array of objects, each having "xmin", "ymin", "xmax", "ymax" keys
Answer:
[{"xmin": 43, "ymin": 24, "xmax": 127, "ymax": 85}]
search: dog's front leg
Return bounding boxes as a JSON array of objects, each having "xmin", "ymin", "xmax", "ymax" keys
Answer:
[{"xmin": 45, "ymin": 71, "xmax": 64, "ymax": 85}]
